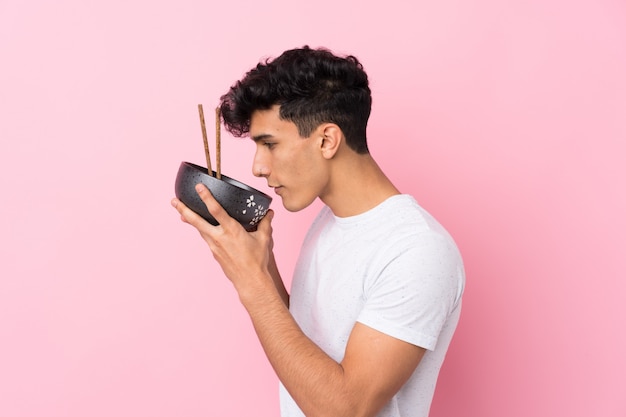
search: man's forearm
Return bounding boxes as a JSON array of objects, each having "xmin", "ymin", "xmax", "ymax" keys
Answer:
[
  {"xmin": 239, "ymin": 275, "xmax": 360, "ymax": 417},
  {"xmin": 268, "ymin": 252, "xmax": 289, "ymax": 307}
]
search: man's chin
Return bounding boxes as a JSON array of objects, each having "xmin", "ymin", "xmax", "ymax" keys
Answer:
[
  {"xmin": 282, "ymin": 202, "xmax": 304, "ymax": 213},
  {"xmin": 281, "ymin": 196, "xmax": 315, "ymax": 213}
]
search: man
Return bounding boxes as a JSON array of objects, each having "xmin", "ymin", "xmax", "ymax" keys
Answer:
[{"xmin": 171, "ymin": 46, "xmax": 465, "ymax": 417}]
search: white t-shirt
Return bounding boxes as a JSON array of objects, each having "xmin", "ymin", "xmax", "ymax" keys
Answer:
[{"xmin": 280, "ymin": 195, "xmax": 465, "ymax": 417}]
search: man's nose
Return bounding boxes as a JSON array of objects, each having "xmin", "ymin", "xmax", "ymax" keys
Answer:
[{"xmin": 252, "ymin": 152, "xmax": 269, "ymax": 178}]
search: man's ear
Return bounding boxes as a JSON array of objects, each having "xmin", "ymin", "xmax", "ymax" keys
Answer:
[{"xmin": 319, "ymin": 124, "xmax": 343, "ymax": 159}]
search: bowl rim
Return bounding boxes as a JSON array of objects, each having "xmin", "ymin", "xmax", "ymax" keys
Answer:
[{"xmin": 181, "ymin": 161, "xmax": 272, "ymax": 200}]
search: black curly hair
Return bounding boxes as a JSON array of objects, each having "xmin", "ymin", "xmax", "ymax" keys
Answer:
[{"xmin": 219, "ymin": 46, "xmax": 372, "ymax": 154}]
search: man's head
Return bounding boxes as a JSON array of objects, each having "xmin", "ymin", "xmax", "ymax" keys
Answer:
[{"xmin": 219, "ymin": 46, "xmax": 372, "ymax": 154}]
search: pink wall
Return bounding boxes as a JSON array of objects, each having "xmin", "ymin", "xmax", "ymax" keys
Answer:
[{"xmin": 1, "ymin": 0, "xmax": 625, "ymax": 415}]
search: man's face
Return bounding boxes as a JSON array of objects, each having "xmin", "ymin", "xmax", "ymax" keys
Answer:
[{"xmin": 250, "ymin": 105, "xmax": 328, "ymax": 212}]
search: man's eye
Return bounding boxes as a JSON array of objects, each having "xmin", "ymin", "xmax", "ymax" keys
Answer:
[{"xmin": 264, "ymin": 142, "xmax": 275, "ymax": 149}]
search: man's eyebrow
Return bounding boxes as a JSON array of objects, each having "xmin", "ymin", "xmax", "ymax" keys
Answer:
[{"xmin": 251, "ymin": 134, "xmax": 273, "ymax": 142}]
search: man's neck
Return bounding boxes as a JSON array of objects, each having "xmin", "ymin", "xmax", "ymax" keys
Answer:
[{"xmin": 320, "ymin": 153, "xmax": 400, "ymax": 218}]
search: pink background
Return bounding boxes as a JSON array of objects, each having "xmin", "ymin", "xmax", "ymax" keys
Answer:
[{"xmin": 1, "ymin": 0, "xmax": 625, "ymax": 415}]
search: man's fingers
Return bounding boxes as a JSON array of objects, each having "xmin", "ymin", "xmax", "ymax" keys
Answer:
[
  {"xmin": 257, "ymin": 209, "xmax": 274, "ymax": 235},
  {"xmin": 254, "ymin": 209, "xmax": 275, "ymax": 250},
  {"xmin": 194, "ymin": 183, "xmax": 238, "ymax": 228},
  {"xmin": 172, "ymin": 184, "xmax": 248, "ymax": 232},
  {"xmin": 171, "ymin": 197, "xmax": 206, "ymax": 228}
]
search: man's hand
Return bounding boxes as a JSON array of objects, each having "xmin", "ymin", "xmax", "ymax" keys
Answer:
[{"xmin": 171, "ymin": 183, "xmax": 275, "ymax": 297}]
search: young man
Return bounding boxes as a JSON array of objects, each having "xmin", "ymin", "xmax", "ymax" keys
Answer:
[{"xmin": 171, "ymin": 46, "xmax": 465, "ymax": 417}]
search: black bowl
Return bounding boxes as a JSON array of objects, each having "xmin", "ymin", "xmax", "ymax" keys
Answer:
[{"xmin": 175, "ymin": 161, "xmax": 272, "ymax": 231}]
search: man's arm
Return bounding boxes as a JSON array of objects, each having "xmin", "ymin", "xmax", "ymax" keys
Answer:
[
  {"xmin": 243, "ymin": 282, "xmax": 425, "ymax": 417},
  {"xmin": 172, "ymin": 184, "xmax": 424, "ymax": 416},
  {"xmin": 268, "ymin": 239, "xmax": 289, "ymax": 308}
]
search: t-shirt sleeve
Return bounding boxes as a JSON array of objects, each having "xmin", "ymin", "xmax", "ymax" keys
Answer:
[{"xmin": 356, "ymin": 232, "xmax": 464, "ymax": 351}]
